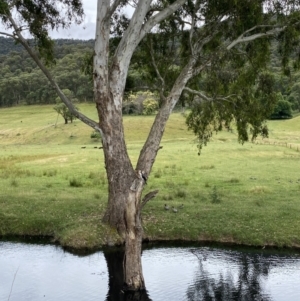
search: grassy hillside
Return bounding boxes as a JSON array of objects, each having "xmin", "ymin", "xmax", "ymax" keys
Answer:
[{"xmin": 0, "ymin": 104, "xmax": 300, "ymax": 249}]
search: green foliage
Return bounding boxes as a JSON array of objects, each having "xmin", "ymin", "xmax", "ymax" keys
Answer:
[
  {"xmin": 210, "ymin": 186, "xmax": 221, "ymax": 204},
  {"xmin": 10, "ymin": 178, "xmax": 18, "ymax": 187},
  {"xmin": 186, "ymin": 71, "xmax": 277, "ymax": 153},
  {"xmin": 175, "ymin": 189, "xmax": 187, "ymax": 198},
  {"xmin": 43, "ymin": 169, "xmax": 57, "ymax": 177},
  {"xmin": 123, "ymin": 91, "xmax": 158, "ymax": 115},
  {"xmin": 0, "ymin": 39, "xmax": 94, "ymax": 107},
  {"xmin": 69, "ymin": 177, "xmax": 83, "ymax": 187},
  {"xmin": 0, "ymin": 1, "xmax": 84, "ymax": 65},
  {"xmin": 287, "ymin": 82, "xmax": 300, "ymax": 112},
  {"xmin": 90, "ymin": 131, "xmax": 101, "ymax": 140},
  {"xmin": 269, "ymin": 97, "xmax": 293, "ymax": 119},
  {"xmin": 154, "ymin": 169, "xmax": 163, "ymax": 178},
  {"xmin": 54, "ymin": 89, "xmax": 78, "ymax": 124},
  {"xmin": 143, "ymin": 98, "xmax": 159, "ymax": 115}
]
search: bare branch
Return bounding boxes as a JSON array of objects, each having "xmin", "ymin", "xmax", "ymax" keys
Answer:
[
  {"xmin": 189, "ymin": 0, "xmax": 202, "ymax": 54},
  {"xmin": 184, "ymin": 87, "xmax": 237, "ymax": 105},
  {"xmin": 0, "ymin": 32, "xmax": 15, "ymax": 38},
  {"xmin": 108, "ymin": 0, "xmax": 123, "ymax": 19},
  {"xmin": 227, "ymin": 25, "xmax": 286, "ymax": 50},
  {"xmin": 184, "ymin": 87, "xmax": 212, "ymax": 101},
  {"xmin": 192, "ymin": 63, "xmax": 209, "ymax": 76},
  {"xmin": 140, "ymin": 190, "xmax": 159, "ymax": 210},
  {"xmin": 149, "ymin": 38, "xmax": 166, "ymax": 102},
  {"xmin": 141, "ymin": 0, "xmax": 186, "ymax": 38},
  {"xmin": 136, "ymin": 57, "xmax": 196, "ymax": 174},
  {"xmin": 113, "ymin": 0, "xmax": 152, "ymax": 72}
]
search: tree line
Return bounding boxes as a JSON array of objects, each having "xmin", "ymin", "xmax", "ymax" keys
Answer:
[
  {"xmin": 1, "ymin": 35, "xmax": 299, "ymax": 118},
  {"xmin": 0, "ymin": 37, "xmax": 94, "ymax": 107}
]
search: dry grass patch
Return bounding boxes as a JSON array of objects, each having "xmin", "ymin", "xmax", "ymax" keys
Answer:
[{"xmin": 248, "ymin": 186, "xmax": 270, "ymax": 194}]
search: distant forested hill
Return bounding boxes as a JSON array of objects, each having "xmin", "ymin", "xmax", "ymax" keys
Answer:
[
  {"xmin": 0, "ymin": 36, "xmax": 299, "ymax": 114},
  {"xmin": 0, "ymin": 37, "xmax": 94, "ymax": 55},
  {"xmin": 0, "ymin": 37, "xmax": 95, "ymax": 107},
  {"xmin": 0, "ymin": 37, "xmax": 24, "ymax": 54}
]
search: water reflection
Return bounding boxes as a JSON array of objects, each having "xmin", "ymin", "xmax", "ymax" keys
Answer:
[
  {"xmin": 104, "ymin": 248, "xmax": 152, "ymax": 301},
  {"xmin": 186, "ymin": 249, "xmax": 273, "ymax": 301},
  {"xmin": 0, "ymin": 241, "xmax": 299, "ymax": 301}
]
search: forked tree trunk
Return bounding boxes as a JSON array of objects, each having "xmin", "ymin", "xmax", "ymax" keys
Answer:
[
  {"xmin": 105, "ymin": 166, "xmax": 147, "ymax": 290},
  {"xmin": 93, "ymin": 0, "xmax": 187, "ymax": 291},
  {"xmin": 123, "ymin": 175, "xmax": 146, "ymax": 290},
  {"xmin": 95, "ymin": 80, "xmax": 147, "ymax": 290},
  {"xmin": 95, "ymin": 58, "xmax": 194, "ymax": 291}
]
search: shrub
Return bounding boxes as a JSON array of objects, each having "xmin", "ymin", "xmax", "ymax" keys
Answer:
[
  {"xmin": 122, "ymin": 91, "xmax": 159, "ymax": 115},
  {"xmin": 69, "ymin": 177, "xmax": 83, "ymax": 187},
  {"xmin": 154, "ymin": 169, "xmax": 162, "ymax": 178},
  {"xmin": 90, "ymin": 131, "xmax": 101, "ymax": 140},
  {"xmin": 122, "ymin": 101, "xmax": 139, "ymax": 115},
  {"xmin": 10, "ymin": 178, "xmax": 18, "ymax": 187},
  {"xmin": 200, "ymin": 165, "xmax": 215, "ymax": 170},
  {"xmin": 176, "ymin": 189, "xmax": 187, "ymax": 198},
  {"xmin": 43, "ymin": 169, "xmax": 57, "ymax": 177},
  {"xmin": 210, "ymin": 186, "xmax": 221, "ymax": 204},
  {"xmin": 94, "ymin": 193, "xmax": 101, "ymax": 199},
  {"xmin": 143, "ymin": 98, "xmax": 159, "ymax": 115},
  {"xmin": 269, "ymin": 98, "xmax": 293, "ymax": 120},
  {"xmin": 162, "ymin": 194, "xmax": 173, "ymax": 201}
]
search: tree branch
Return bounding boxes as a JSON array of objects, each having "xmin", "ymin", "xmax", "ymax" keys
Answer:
[
  {"xmin": 184, "ymin": 87, "xmax": 237, "ymax": 106},
  {"xmin": 184, "ymin": 87, "xmax": 212, "ymax": 102},
  {"xmin": 227, "ymin": 25, "xmax": 286, "ymax": 50},
  {"xmin": 149, "ymin": 37, "xmax": 166, "ymax": 102},
  {"xmin": 111, "ymin": 0, "xmax": 152, "ymax": 86},
  {"xmin": 6, "ymin": 13, "xmax": 100, "ymax": 134},
  {"xmin": 136, "ymin": 57, "xmax": 196, "ymax": 174},
  {"xmin": 189, "ymin": 0, "xmax": 202, "ymax": 55},
  {"xmin": 141, "ymin": 0, "xmax": 186, "ymax": 39},
  {"xmin": 140, "ymin": 190, "xmax": 159, "ymax": 210},
  {"xmin": 0, "ymin": 32, "xmax": 15, "ymax": 38},
  {"xmin": 108, "ymin": 0, "xmax": 124, "ymax": 19}
]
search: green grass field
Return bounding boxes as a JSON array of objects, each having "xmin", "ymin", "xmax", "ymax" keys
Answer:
[{"xmin": 1, "ymin": 104, "xmax": 300, "ymax": 249}]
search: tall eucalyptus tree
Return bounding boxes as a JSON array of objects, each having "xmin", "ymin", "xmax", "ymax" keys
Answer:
[{"xmin": 1, "ymin": 0, "xmax": 300, "ymax": 291}]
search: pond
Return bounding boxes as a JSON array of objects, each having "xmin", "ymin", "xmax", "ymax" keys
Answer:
[{"xmin": 0, "ymin": 241, "xmax": 300, "ymax": 301}]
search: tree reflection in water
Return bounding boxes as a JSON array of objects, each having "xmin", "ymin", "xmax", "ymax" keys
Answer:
[
  {"xmin": 104, "ymin": 248, "xmax": 152, "ymax": 301},
  {"xmin": 186, "ymin": 249, "xmax": 272, "ymax": 301}
]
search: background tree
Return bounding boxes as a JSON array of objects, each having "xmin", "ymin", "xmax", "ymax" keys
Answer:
[
  {"xmin": 269, "ymin": 93, "xmax": 293, "ymax": 119},
  {"xmin": 54, "ymin": 88, "xmax": 78, "ymax": 124},
  {"xmin": 2, "ymin": 0, "xmax": 300, "ymax": 293},
  {"xmin": 287, "ymin": 81, "xmax": 300, "ymax": 111}
]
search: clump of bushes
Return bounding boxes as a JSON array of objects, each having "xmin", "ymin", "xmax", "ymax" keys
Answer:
[
  {"xmin": 122, "ymin": 91, "xmax": 159, "ymax": 115},
  {"xmin": 269, "ymin": 93, "xmax": 293, "ymax": 119},
  {"xmin": 210, "ymin": 186, "xmax": 221, "ymax": 204},
  {"xmin": 176, "ymin": 189, "xmax": 187, "ymax": 198},
  {"xmin": 154, "ymin": 169, "xmax": 163, "ymax": 178},
  {"xmin": 43, "ymin": 169, "xmax": 57, "ymax": 177},
  {"xmin": 90, "ymin": 131, "xmax": 101, "ymax": 140},
  {"xmin": 10, "ymin": 178, "xmax": 18, "ymax": 187},
  {"xmin": 69, "ymin": 177, "xmax": 83, "ymax": 187}
]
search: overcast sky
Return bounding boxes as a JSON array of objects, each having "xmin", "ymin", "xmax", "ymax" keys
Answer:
[
  {"xmin": 50, "ymin": 1, "xmax": 98, "ymax": 40},
  {"xmin": 0, "ymin": 1, "xmax": 133, "ymax": 40}
]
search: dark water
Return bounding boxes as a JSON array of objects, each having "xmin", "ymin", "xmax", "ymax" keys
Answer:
[{"xmin": 0, "ymin": 241, "xmax": 300, "ymax": 301}]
